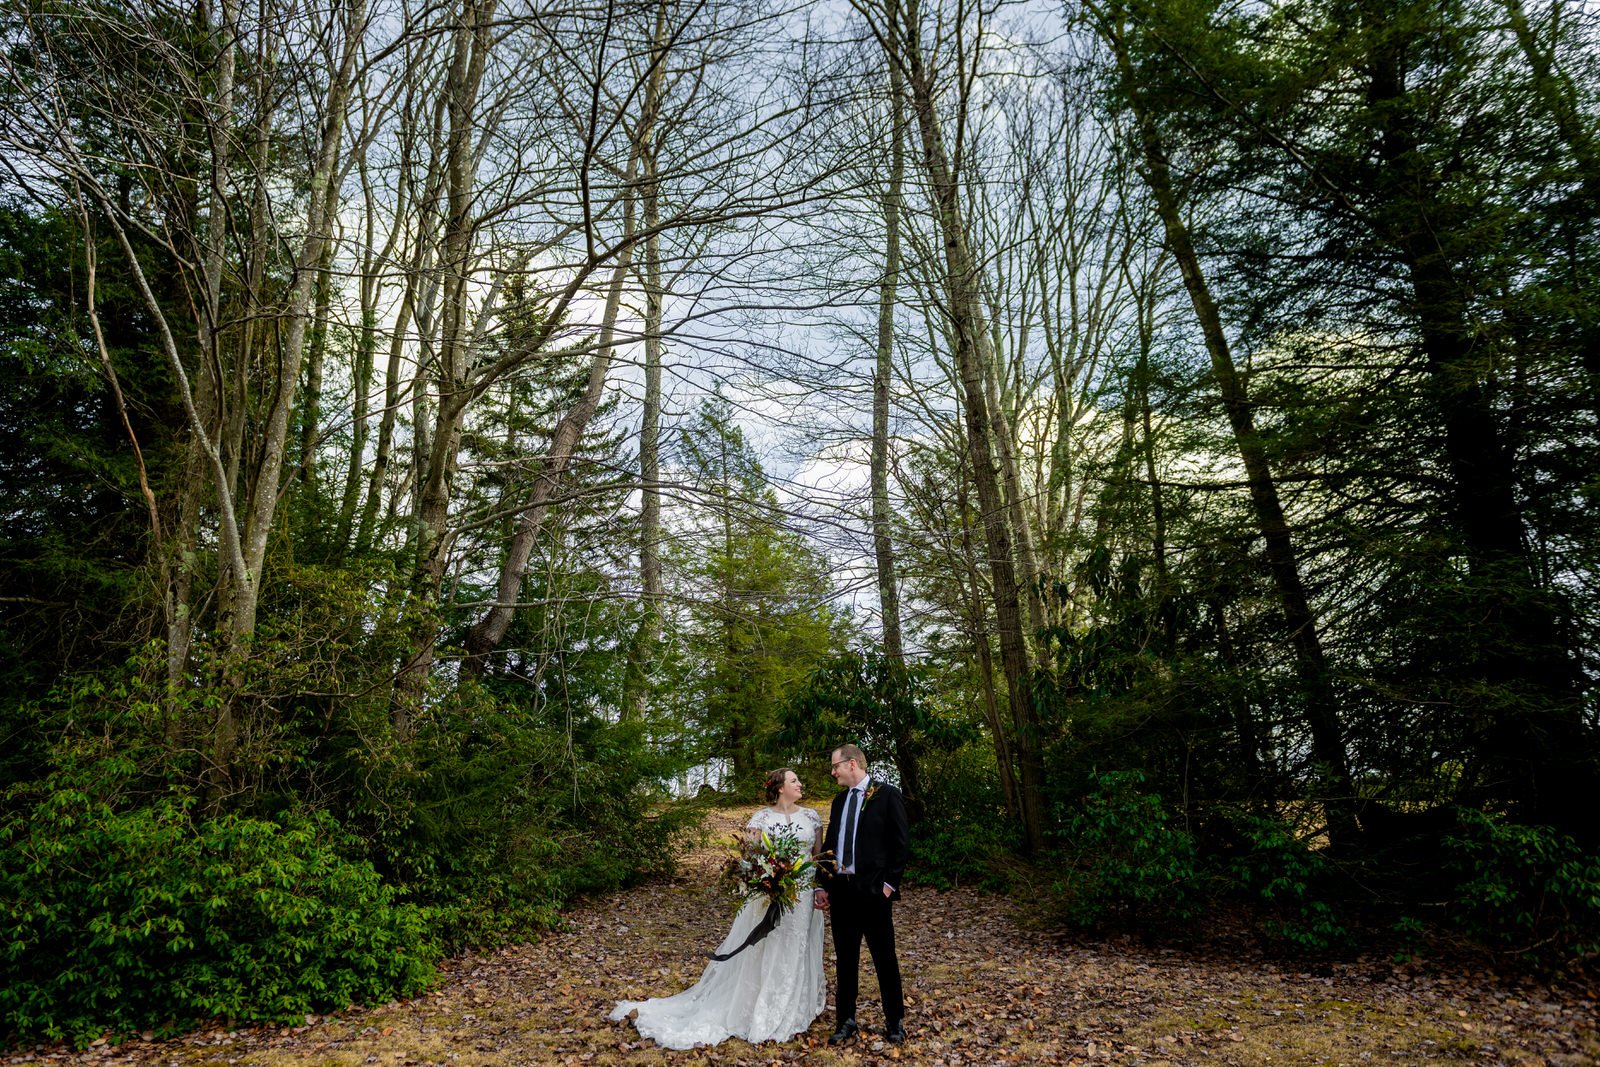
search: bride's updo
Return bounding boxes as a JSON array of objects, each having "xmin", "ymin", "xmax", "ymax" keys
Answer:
[{"xmin": 763, "ymin": 767, "xmax": 794, "ymax": 804}]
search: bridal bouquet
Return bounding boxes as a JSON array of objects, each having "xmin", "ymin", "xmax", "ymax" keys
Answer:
[
  {"xmin": 720, "ymin": 825, "xmax": 817, "ymax": 910},
  {"xmin": 707, "ymin": 826, "xmax": 819, "ymax": 961}
]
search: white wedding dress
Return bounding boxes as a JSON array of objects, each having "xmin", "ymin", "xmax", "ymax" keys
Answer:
[{"xmin": 609, "ymin": 806, "xmax": 827, "ymax": 1049}]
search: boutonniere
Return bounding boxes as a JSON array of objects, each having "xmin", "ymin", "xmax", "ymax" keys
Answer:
[{"xmin": 862, "ymin": 782, "xmax": 881, "ymax": 805}]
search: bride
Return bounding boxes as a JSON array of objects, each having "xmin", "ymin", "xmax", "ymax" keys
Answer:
[{"xmin": 609, "ymin": 768, "xmax": 826, "ymax": 1048}]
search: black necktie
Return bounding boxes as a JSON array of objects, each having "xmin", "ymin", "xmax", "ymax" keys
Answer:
[{"xmin": 841, "ymin": 787, "xmax": 859, "ymax": 871}]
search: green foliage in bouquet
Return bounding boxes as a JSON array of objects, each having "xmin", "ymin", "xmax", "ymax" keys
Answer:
[
  {"xmin": 718, "ymin": 825, "xmax": 818, "ymax": 916},
  {"xmin": 706, "ymin": 824, "xmax": 821, "ymax": 962}
]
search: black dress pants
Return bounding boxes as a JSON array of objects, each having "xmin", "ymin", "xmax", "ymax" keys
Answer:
[{"xmin": 829, "ymin": 877, "xmax": 904, "ymax": 1024}]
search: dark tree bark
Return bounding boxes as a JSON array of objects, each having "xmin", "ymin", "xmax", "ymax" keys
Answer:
[
  {"xmin": 868, "ymin": 61, "xmax": 926, "ymax": 820},
  {"xmin": 1095, "ymin": 5, "xmax": 1359, "ymax": 848},
  {"xmin": 1361, "ymin": 2, "xmax": 1591, "ymax": 828}
]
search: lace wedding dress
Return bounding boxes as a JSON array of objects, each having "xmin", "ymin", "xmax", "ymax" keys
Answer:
[{"xmin": 609, "ymin": 806, "xmax": 827, "ymax": 1049}]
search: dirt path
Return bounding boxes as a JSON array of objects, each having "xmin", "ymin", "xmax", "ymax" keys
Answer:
[{"xmin": 14, "ymin": 806, "xmax": 1597, "ymax": 1067}]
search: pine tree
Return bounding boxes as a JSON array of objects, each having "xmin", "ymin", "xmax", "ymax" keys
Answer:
[{"xmin": 667, "ymin": 398, "xmax": 845, "ymax": 785}]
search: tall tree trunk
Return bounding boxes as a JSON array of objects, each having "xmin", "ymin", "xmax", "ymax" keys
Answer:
[
  {"xmin": 356, "ymin": 260, "xmax": 420, "ymax": 554},
  {"xmin": 624, "ymin": 0, "xmax": 670, "ymax": 721},
  {"xmin": 958, "ymin": 473, "xmax": 1020, "ymax": 820},
  {"xmin": 979, "ymin": 331, "xmax": 1047, "ymax": 640},
  {"xmin": 167, "ymin": 0, "xmax": 240, "ymax": 692},
  {"xmin": 336, "ymin": 287, "xmax": 377, "ymax": 550},
  {"xmin": 1133, "ymin": 300, "xmax": 1176, "ymax": 651},
  {"xmin": 355, "ymin": 98, "xmax": 432, "ymax": 556},
  {"xmin": 872, "ymin": 145, "xmax": 904, "ymax": 665},
  {"xmin": 881, "ymin": 0, "xmax": 1045, "ymax": 852},
  {"xmin": 871, "ymin": 62, "xmax": 924, "ymax": 820},
  {"xmin": 198, "ymin": 14, "xmax": 278, "ymax": 794},
  {"xmin": 213, "ymin": 18, "xmax": 274, "ymax": 649},
  {"xmin": 298, "ymin": 239, "xmax": 336, "ymax": 503},
  {"xmin": 1363, "ymin": 5, "xmax": 1589, "ymax": 827},
  {"xmin": 194, "ymin": 0, "xmax": 363, "ymax": 798},
  {"xmin": 625, "ymin": 219, "xmax": 664, "ymax": 719},
  {"xmin": 718, "ymin": 429, "xmax": 749, "ymax": 780},
  {"xmin": 459, "ymin": 209, "xmax": 638, "ymax": 674},
  {"xmin": 1099, "ymin": 10, "xmax": 1358, "ymax": 847},
  {"xmin": 394, "ymin": 0, "xmax": 500, "ymax": 733},
  {"xmin": 228, "ymin": 0, "xmax": 362, "ymax": 642},
  {"xmin": 460, "ymin": 38, "xmax": 658, "ymax": 675}
]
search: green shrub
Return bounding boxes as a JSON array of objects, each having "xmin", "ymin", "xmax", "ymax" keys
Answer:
[
  {"xmin": 1225, "ymin": 814, "xmax": 1350, "ymax": 953},
  {"xmin": 355, "ymin": 685, "xmax": 694, "ymax": 950},
  {"xmin": 907, "ymin": 744, "xmax": 1018, "ymax": 892},
  {"xmin": 1444, "ymin": 809, "xmax": 1600, "ymax": 965},
  {"xmin": 1390, "ymin": 915, "xmax": 1427, "ymax": 963},
  {"xmin": 910, "ymin": 817, "xmax": 1020, "ymax": 893},
  {"xmin": 1051, "ymin": 771, "xmax": 1198, "ymax": 930},
  {"xmin": 0, "ymin": 748, "xmax": 438, "ymax": 1048}
]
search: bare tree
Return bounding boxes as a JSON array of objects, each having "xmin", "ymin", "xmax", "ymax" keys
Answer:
[
  {"xmin": 854, "ymin": 0, "xmax": 1047, "ymax": 852},
  {"xmin": 2, "ymin": 0, "xmax": 373, "ymax": 791}
]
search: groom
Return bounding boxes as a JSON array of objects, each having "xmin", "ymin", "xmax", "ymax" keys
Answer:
[{"xmin": 814, "ymin": 744, "xmax": 909, "ymax": 1046}]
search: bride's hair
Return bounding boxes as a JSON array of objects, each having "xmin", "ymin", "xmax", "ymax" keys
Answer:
[{"xmin": 763, "ymin": 767, "xmax": 794, "ymax": 804}]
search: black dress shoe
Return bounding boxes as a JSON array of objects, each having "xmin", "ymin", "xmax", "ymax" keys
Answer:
[
  {"xmin": 828, "ymin": 1018, "xmax": 859, "ymax": 1044},
  {"xmin": 885, "ymin": 1021, "xmax": 907, "ymax": 1045}
]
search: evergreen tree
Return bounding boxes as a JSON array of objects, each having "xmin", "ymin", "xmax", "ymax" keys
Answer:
[
  {"xmin": 666, "ymin": 398, "xmax": 846, "ymax": 785},
  {"xmin": 1088, "ymin": 0, "xmax": 1600, "ymax": 834}
]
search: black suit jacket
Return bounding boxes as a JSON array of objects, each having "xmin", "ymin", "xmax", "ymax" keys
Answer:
[{"xmin": 819, "ymin": 779, "xmax": 910, "ymax": 901}]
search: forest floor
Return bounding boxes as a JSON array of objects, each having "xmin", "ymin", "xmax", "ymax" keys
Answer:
[{"xmin": 12, "ymin": 804, "xmax": 1598, "ymax": 1067}]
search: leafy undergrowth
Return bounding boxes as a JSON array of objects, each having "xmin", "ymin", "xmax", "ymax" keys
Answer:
[{"xmin": 8, "ymin": 804, "xmax": 1598, "ymax": 1067}]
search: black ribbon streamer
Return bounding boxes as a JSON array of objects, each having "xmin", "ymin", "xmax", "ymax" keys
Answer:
[{"xmin": 706, "ymin": 901, "xmax": 787, "ymax": 962}]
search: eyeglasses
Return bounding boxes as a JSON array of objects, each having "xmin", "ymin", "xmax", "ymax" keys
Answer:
[{"xmin": 831, "ymin": 758, "xmax": 855, "ymax": 770}]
